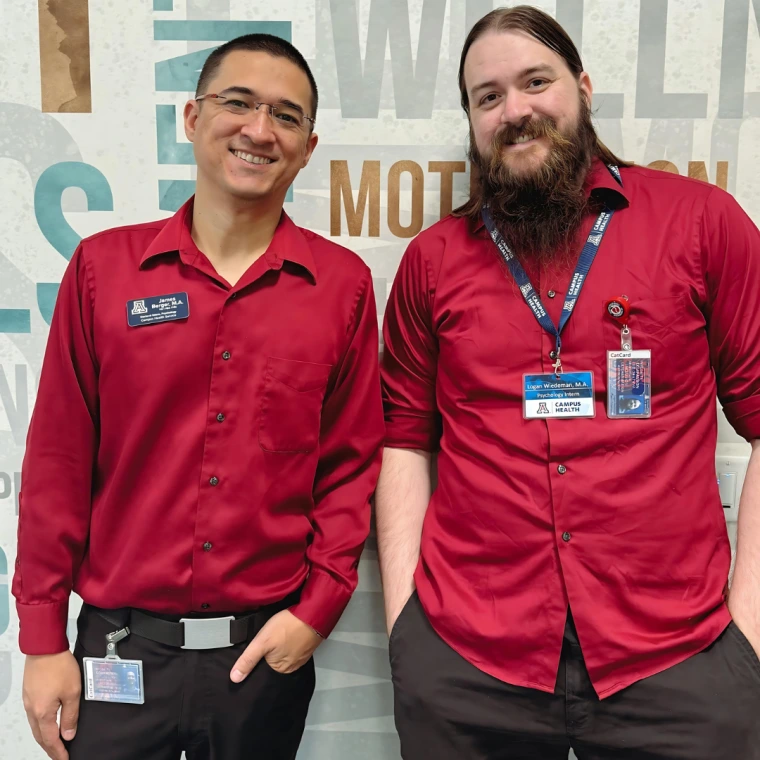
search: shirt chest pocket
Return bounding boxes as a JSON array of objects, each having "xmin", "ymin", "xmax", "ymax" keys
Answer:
[
  {"xmin": 258, "ymin": 357, "xmax": 333, "ymax": 453},
  {"xmin": 598, "ymin": 294, "xmax": 704, "ymax": 393}
]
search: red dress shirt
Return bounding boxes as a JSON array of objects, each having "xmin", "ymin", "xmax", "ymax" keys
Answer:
[
  {"xmin": 14, "ymin": 198, "xmax": 384, "ymax": 655},
  {"xmin": 381, "ymin": 161, "xmax": 760, "ymax": 698}
]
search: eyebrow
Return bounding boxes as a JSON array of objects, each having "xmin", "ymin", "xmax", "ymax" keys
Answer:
[
  {"xmin": 217, "ymin": 86, "xmax": 307, "ymax": 116},
  {"xmin": 469, "ymin": 64, "xmax": 558, "ymax": 96},
  {"xmin": 521, "ymin": 64, "xmax": 557, "ymax": 79}
]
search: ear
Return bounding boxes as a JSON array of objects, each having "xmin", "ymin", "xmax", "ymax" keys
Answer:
[
  {"xmin": 183, "ymin": 99, "xmax": 200, "ymax": 142},
  {"xmin": 301, "ymin": 130, "xmax": 319, "ymax": 169},
  {"xmin": 579, "ymin": 71, "xmax": 593, "ymax": 110}
]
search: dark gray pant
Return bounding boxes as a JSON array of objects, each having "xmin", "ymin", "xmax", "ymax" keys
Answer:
[
  {"xmin": 65, "ymin": 601, "xmax": 315, "ymax": 760},
  {"xmin": 391, "ymin": 591, "xmax": 760, "ymax": 759}
]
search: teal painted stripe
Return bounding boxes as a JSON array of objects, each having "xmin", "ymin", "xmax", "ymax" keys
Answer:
[
  {"xmin": 37, "ymin": 283, "xmax": 60, "ymax": 326},
  {"xmin": 155, "ymin": 47, "xmax": 216, "ymax": 92},
  {"xmin": 159, "ymin": 180, "xmax": 195, "ymax": 212},
  {"xmin": 156, "ymin": 105, "xmax": 195, "ymax": 165},
  {"xmin": 154, "ymin": 21, "xmax": 291, "ymax": 42},
  {"xmin": 153, "ymin": 0, "xmax": 173, "ymax": 9},
  {"xmin": 0, "ymin": 310, "xmax": 31, "ymax": 334}
]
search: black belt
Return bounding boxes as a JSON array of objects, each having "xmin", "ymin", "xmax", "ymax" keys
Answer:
[
  {"xmin": 87, "ymin": 590, "xmax": 300, "ymax": 650},
  {"xmin": 99, "ymin": 609, "xmax": 257, "ymax": 649}
]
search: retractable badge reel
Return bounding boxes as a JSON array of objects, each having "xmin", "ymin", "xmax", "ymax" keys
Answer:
[
  {"xmin": 604, "ymin": 296, "xmax": 652, "ymax": 419},
  {"xmin": 605, "ymin": 296, "xmax": 632, "ymax": 349}
]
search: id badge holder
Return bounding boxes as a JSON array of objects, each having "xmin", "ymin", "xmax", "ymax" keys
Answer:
[
  {"xmin": 605, "ymin": 298, "xmax": 652, "ymax": 419},
  {"xmin": 83, "ymin": 627, "xmax": 145, "ymax": 704},
  {"xmin": 523, "ymin": 371, "xmax": 596, "ymax": 418},
  {"xmin": 523, "ymin": 350, "xmax": 596, "ymax": 419},
  {"xmin": 607, "ymin": 349, "xmax": 651, "ymax": 418}
]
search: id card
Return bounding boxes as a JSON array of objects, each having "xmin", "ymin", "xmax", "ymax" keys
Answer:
[
  {"xmin": 607, "ymin": 350, "xmax": 651, "ymax": 418},
  {"xmin": 126, "ymin": 292, "xmax": 189, "ymax": 327},
  {"xmin": 523, "ymin": 372, "xmax": 595, "ymax": 418},
  {"xmin": 82, "ymin": 657, "xmax": 145, "ymax": 704}
]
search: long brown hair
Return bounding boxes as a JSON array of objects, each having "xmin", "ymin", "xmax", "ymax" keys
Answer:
[{"xmin": 454, "ymin": 5, "xmax": 628, "ymax": 220}]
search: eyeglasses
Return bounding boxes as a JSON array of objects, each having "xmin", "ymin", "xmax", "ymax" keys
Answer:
[{"xmin": 195, "ymin": 93, "xmax": 315, "ymax": 131}]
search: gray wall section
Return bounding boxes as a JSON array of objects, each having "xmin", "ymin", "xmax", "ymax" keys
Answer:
[{"xmin": 298, "ymin": 540, "xmax": 401, "ymax": 759}]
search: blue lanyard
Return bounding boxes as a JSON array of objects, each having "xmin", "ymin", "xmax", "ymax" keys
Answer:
[{"xmin": 481, "ymin": 165, "xmax": 622, "ymax": 373}]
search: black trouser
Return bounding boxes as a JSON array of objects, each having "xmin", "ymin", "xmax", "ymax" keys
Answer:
[
  {"xmin": 65, "ymin": 598, "xmax": 315, "ymax": 760},
  {"xmin": 391, "ymin": 591, "xmax": 760, "ymax": 759}
]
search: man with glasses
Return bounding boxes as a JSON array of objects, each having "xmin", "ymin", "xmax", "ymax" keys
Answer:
[{"xmin": 16, "ymin": 34, "xmax": 384, "ymax": 760}]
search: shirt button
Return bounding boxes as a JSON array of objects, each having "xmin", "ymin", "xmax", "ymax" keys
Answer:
[
  {"xmin": 216, "ymin": 413, "xmax": 225, "ymax": 422},
  {"xmin": 557, "ymin": 464, "xmax": 567, "ymax": 475},
  {"xmin": 209, "ymin": 476, "xmax": 219, "ymax": 486},
  {"xmin": 203, "ymin": 541, "xmax": 213, "ymax": 551},
  {"xmin": 230, "ymin": 292, "xmax": 237, "ymax": 299},
  {"xmin": 201, "ymin": 603, "xmax": 210, "ymax": 609},
  {"xmin": 562, "ymin": 532, "xmax": 572, "ymax": 542},
  {"xmin": 549, "ymin": 350, "xmax": 558, "ymax": 360},
  {"xmin": 547, "ymin": 290, "xmax": 557, "ymax": 298},
  {"xmin": 222, "ymin": 351, "xmax": 231, "ymax": 360}
]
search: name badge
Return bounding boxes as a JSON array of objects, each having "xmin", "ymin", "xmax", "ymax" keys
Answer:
[
  {"xmin": 607, "ymin": 350, "xmax": 652, "ymax": 418},
  {"xmin": 126, "ymin": 292, "xmax": 189, "ymax": 327},
  {"xmin": 523, "ymin": 371, "xmax": 595, "ymax": 419},
  {"xmin": 83, "ymin": 657, "xmax": 145, "ymax": 704}
]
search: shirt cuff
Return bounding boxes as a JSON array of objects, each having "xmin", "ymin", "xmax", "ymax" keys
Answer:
[
  {"xmin": 722, "ymin": 395, "xmax": 760, "ymax": 441},
  {"xmin": 384, "ymin": 413, "xmax": 440, "ymax": 451},
  {"xmin": 288, "ymin": 568, "xmax": 353, "ymax": 638},
  {"xmin": 17, "ymin": 601, "xmax": 70, "ymax": 655}
]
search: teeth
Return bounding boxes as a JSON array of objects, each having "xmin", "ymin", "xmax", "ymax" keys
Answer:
[
  {"xmin": 512, "ymin": 135, "xmax": 533, "ymax": 144},
  {"xmin": 233, "ymin": 150, "xmax": 273, "ymax": 165}
]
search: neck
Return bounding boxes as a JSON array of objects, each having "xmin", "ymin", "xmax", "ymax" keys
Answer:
[{"xmin": 190, "ymin": 178, "xmax": 284, "ymax": 264}]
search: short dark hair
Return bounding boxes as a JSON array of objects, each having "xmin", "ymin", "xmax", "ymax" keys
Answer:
[{"xmin": 196, "ymin": 33, "xmax": 318, "ymax": 121}]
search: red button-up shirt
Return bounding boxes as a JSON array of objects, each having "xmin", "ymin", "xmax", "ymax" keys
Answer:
[
  {"xmin": 14, "ymin": 199, "xmax": 384, "ymax": 655},
  {"xmin": 381, "ymin": 161, "xmax": 760, "ymax": 698}
]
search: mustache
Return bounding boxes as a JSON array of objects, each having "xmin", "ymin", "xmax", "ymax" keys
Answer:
[
  {"xmin": 490, "ymin": 117, "xmax": 572, "ymax": 154},
  {"xmin": 470, "ymin": 104, "xmax": 598, "ymax": 265}
]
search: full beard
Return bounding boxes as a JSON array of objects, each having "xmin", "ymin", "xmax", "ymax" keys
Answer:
[{"xmin": 470, "ymin": 100, "xmax": 599, "ymax": 266}]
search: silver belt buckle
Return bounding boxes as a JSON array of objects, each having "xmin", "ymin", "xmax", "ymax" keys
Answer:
[{"xmin": 180, "ymin": 616, "xmax": 235, "ymax": 650}]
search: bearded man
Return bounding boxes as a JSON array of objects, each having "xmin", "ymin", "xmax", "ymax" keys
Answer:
[{"xmin": 376, "ymin": 6, "xmax": 760, "ymax": 759}]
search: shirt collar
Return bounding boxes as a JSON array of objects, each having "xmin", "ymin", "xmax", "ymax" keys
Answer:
[
  {"xmin": 140, "ymin": 198, "xmax": 194, "ymax": 267},
  {"xmin": 140, "ymin": 197, "xmax": 318, "ymax": 282},
  {"xmin": 585, "ymin": 158, "xmax": 629, "ymax": 210},
  {"xmin": 265, "ymin": 211, "xmax": 318, "ymax": 282},
  {"xmin": 471, "ymin": 157, "xmax": 630, "ymax": 233}
]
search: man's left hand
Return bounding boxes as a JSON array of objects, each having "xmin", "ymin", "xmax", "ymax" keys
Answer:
[{"xmin": 230, "ymin": 610, "xmax": 322, "ymax": 683}]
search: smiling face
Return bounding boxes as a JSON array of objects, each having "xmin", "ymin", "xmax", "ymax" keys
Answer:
[
  {"xmin": 458, "ymin": 27, "xmax": 602, "ymax": 261},
  {"xmin": 184, "ymin": 50, "xmax": 318, "ymax": 206},
  {"xmin": 464, "ymin": 30, "xmax": 592, "ymax": 178}
]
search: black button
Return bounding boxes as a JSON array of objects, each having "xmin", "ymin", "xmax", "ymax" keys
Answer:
[
  {"xmin": 230, "ymin": 292, "xmax": 237, "ymax": 299},
  {"xmin": 562, "ymin": 531, "xmax": 572, "ymax": 542},
  {"xmin": 549, "ymin": 350, "xmax": 558, "ymax": 360},
  {"xmin": 203, "ymin": 541, "xmax": 213, "ymax": 551},
  {"xmin": 201, "ymin": 603, "xmax": 210, "ymax": 609},
  {"xmin": 209, "ymin": 476, "xmax": 219, "ymax": 486},
  {"xmin": 547, "ymin": 290, "xmax": 557, "ymax": 298},
  {"xmin": 216, "ymin": 413, "xmax": 225, "ymax": 422},
  {"xmin": 557, "ymin": 465, "xmax": 567, "ymax": 475},
  {"xmin": 222, "ymin": 351, "xmax": 231, "ymax": 360}
]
